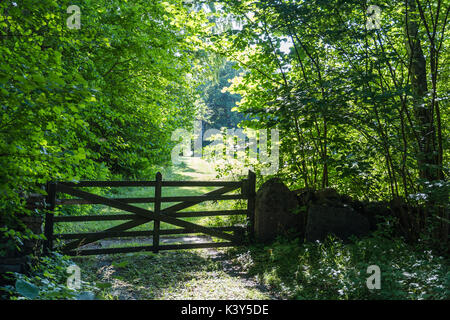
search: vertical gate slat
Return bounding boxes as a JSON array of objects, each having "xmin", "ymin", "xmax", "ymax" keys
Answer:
[
  {"xmin": 246, "ymin": 171, "xmax": 256, "ymax": 241},
  {"xmin": 44, "ymin": 182, "xmax": 56, "ymax": 255},
  {"xmin": 153, "ymin": 172, "xmax": 162, "ymax": 253}
]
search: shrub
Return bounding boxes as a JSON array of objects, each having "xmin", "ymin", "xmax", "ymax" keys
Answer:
[
  {"xmin": 230, "ymin": 223, "xmax": 449, "ymax": 300},
  {"xmin": 0, "ymin": 253, "xmax": 108, "ymax": 300}
]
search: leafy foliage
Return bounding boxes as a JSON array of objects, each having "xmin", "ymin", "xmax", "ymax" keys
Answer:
[
  {"xmin": 0, "ymin": 0, "xmax": 205, "ymax": 255},
  {"xmin": 198, "ymin": 59, "xmax": 245, "ymax": 130},
  {"xmin": 1, "ymin": 253, "xmax": 107, "ymax": 300},
  {"xmin": 0, "ymin": 0, "xmax": 448, "ymax": 301},
  {"xmin": 209, "ymin": 0, "xmax": 449, "ymax": 243},
  {"xmin": 229, "ymin": 229, "xmax": 449, "ymax": 300}
]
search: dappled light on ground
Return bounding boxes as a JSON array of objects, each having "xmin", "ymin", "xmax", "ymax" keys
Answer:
[{"xmin": 74, "ymin": 249, "xmax": 274, "ymax": 300}]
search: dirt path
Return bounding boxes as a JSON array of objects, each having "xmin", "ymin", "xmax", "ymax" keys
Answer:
[{"xmin": 74, "ymin": 239, "xmax": 278, "ymax": 300}]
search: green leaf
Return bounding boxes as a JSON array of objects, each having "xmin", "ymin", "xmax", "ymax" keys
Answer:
[
  {"xmin": 76, "ymin": 291, "xmax": 96, "ymax": 300},
  {"xmin": 15, "ymin": 279, "xmax": 39, "ymax": 299},
  {"xmin": 95, "ymin": 282, "xmax": 113, "ymax": 290}
]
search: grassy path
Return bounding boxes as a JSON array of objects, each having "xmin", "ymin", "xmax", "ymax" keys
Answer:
[
  {"xmin": 71, "ymin": 158, "xmax": 277, "ymax": 300},
  {"xmin": 74, "ymin": 248, "xmax": 275, "ymax": 300}
]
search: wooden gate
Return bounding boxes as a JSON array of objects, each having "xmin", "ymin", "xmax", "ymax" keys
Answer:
[{"xmin": 43, "ymin": 171, "xmax": 256, "ymax": 256}]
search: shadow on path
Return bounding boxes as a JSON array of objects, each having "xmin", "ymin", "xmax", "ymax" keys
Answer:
[{"xmin": 73, "ymin": 245, "xmax": 279, "ymax": 300}]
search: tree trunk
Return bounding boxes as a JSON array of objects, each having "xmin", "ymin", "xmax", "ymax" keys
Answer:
[{"xmin": 405, "ymin": 0, "xmax": 438, "ymax": 182}]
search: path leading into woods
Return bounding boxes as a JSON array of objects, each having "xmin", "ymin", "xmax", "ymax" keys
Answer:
[{"xmin": 73, "ymin": 158, "xmax": 278, "ymax": 300}]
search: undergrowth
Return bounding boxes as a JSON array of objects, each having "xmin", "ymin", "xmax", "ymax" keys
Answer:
[
  {"xmin": 228, "ymin": 224, "xmax": 449, "ymax": 300},
  {"xmin": 1, "ymin": 253, "xmax": 112, "ymax": 300}
]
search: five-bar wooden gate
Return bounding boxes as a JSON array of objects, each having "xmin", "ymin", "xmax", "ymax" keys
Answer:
[{"xmin": 44, "ymin": 171, "xmax": 256, "ymax": 256}]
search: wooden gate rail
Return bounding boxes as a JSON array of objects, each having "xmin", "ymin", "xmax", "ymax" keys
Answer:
[
  {"xmin": 58, "ymin": 181, "xmax": 242, "ymax": 187},
  {"xmin": 63, "ymin": 242, "xmax": 239, "ymax": 256},
  {"xmin": 52, "ymin": 210, "xmax": 247, "ymax": 222},
  {"xmin": 54, "ymin": 226, "xmax": 242, "ymax": 240},
  {"xmin": 56, "ymin": 194, "xmax": 245, "ymax": 205},
  {"xmin": 44, "ymin": 171, "xmax": 256, "ymax": 256}
]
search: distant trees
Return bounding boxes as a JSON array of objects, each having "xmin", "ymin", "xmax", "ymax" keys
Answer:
[
  {"xmin": 209, "ymin": 0, "xmax": 448, "ymax": 242},
  {"xmin": 198, "ymin": 60, "xmax": 245, "ymax": 131}
]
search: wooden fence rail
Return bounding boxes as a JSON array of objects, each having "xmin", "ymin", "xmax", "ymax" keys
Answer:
[{"xmin": 44, "ymin": 171, "xmax": 256, "ymax": 256}]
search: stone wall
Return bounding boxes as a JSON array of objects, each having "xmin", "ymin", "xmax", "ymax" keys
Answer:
[
  {"xmin": 253, "ymin": 181, "xmax": 389, "ymax": 243},
  {"xmin": 254, "ymin": 178, "xmax": 304, "ymax": 242}
]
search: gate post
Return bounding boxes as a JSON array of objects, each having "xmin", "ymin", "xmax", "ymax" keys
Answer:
[
  {"xmin": 153, "ymin": 172, "xmax": 162, "ymax": 253},
  {"xmin": 44, "ymin": 182, "xmax": 56, "ymax": 255},
  {"xmin": 246, "ymin": 171, "xmax": 256, "ymax": 241}
]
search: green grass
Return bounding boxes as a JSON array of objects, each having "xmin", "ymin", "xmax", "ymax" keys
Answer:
[
  {"xmin": 225, "ymin": 232, "xmax": 450, "ymax": 300},
  {"xmin": 71, "ymin": 249, "xmax": 271, "ymax": 300}
]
